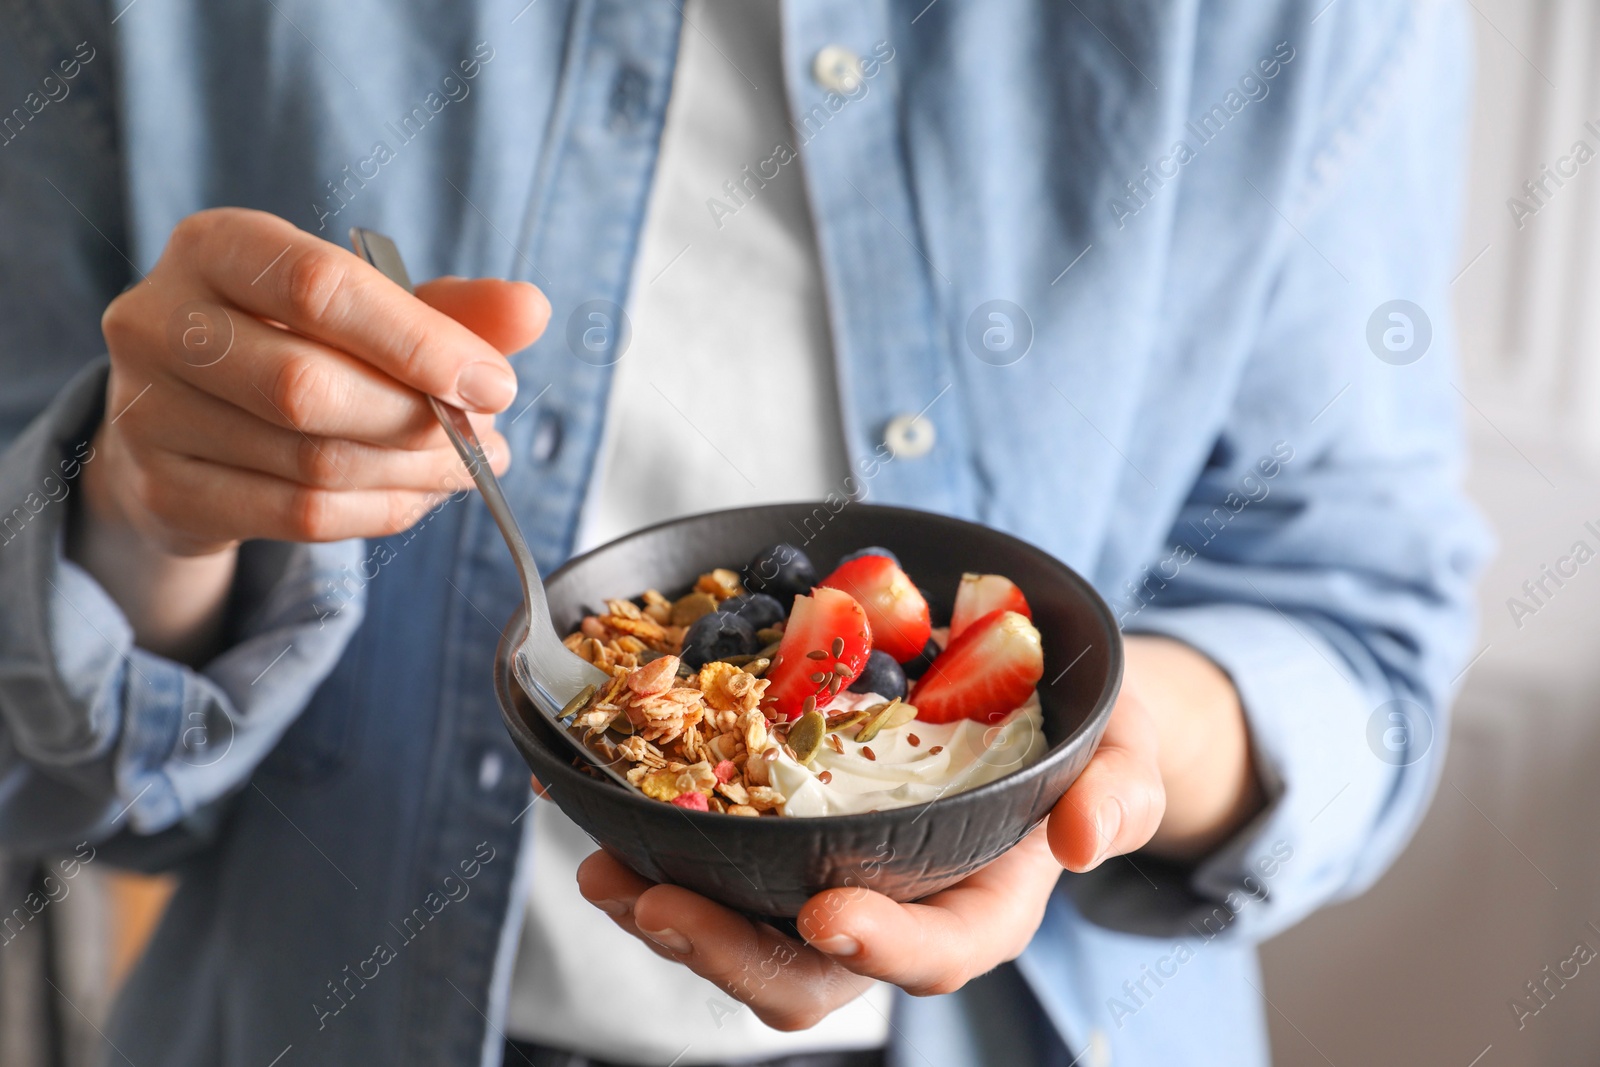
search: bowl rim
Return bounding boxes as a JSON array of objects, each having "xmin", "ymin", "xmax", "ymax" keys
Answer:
[{"xmin": 495, "ymin": 502, "xmax": 1124, "ymax": 827}]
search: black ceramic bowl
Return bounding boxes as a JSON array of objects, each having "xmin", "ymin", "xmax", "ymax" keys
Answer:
[{"xmin": 494, "ymin": 503, "xmax": 1121, "ymax": 917}]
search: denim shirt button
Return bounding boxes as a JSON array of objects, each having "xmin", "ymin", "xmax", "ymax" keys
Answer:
[
  {"xmin": 883, "ymin": 413, "xmax": 936, "ymax": 458},
  {"xmin": 529, "ymin": 410, "xmax": 563, "ymax": 463},
  {"xmin": 477, "ymin": 750, "xmax": 504, "ymax": 792},
  {"xmin": 811, "ymin": 45, "xmax": 863, "ymax": 94},
  {"xmin": 608, "ymin": 64, "xmax": 651, "ymax": 128}
]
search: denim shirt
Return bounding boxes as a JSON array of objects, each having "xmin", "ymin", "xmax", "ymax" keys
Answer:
[{"xmin": 0, "ymin": 1, "xmax": 1487, "ymax": 1064}]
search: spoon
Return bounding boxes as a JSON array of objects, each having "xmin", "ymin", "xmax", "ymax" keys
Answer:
[{"xmin": 348, "ymin": 228, "xmax": 639, "ymax": 795}]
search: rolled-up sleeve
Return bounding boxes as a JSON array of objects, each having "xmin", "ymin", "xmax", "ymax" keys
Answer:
[
  {"xmin": 0, "ymin": 362, "xmax": 367, "ymax": 853},
  {"xmin": 1065, "ymin": 0, "xmax": 1491, "ymax": 942}
]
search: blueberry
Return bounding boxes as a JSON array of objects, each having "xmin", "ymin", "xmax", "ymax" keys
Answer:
[
  {"xmin": 901, "ymin": 636, "xmax": 941, "ymax": 681},
  {"xmin": 717, "ymin": 592, "xmax": 786, "ymax": 632},
  {"xmin": 836, "ymin": 546, "xmax": 901, "ymax": 569},
  {"xmin": 743, "ymin": 543, "xmax": 817, "ymax": 602},
  {"xmin": 848, "ymin": 650, "xmax": 908, "ymax": 700},
  {"xmin": 918, "ymin": 586, "xmax": 945, "ymax": 627},
  {"xmin": 680, "ymin": 611, "xmax": 758, "ymax": 669}
]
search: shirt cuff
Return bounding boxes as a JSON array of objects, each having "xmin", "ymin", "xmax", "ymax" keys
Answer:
[{"xmin": 0, "ymin": 361, "xmax": 368, "ymax": 847}]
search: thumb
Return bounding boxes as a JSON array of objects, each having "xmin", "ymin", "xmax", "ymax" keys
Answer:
[
  {"xmin": 414, "ymin": 276, "xmax": 551, "ymax": 356},
  {"xmin": 1047, "ymin": 687, "xmax": 1166, "ymax": 872}
]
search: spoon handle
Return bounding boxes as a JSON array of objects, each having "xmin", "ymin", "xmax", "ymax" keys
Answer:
[
  {"xmin": 345, "ymin": 229, "xmax": 551, "ymax": 637},
  {"xmin": 423, "ymin": 395, "xmax": 554, "ymax": 641},
  {"xmin": 347, "ymin": 229, "xmax": 639, "ymax": 795}
]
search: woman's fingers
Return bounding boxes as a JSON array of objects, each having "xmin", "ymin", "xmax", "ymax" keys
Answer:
[
  {"xmin": 1046, "ymin": 686, "xmax": 1167, "ymax": 872},
  {"xmin": 122, "ymin": 449, "xmax": 457, "ymax": 551},
  {"xmin": 155, "ymin": 308, "xmax": 454, "ymax": 449},
  {"xmin": 795, "ymin": 824, "xmax": 1063, "ymax": 995},
  {"xmin": 123, "ymin": 376, "xmax": 507, "ymax": 491},
  {"xmin": 93, "ymin": 207, "xmax": 545, "ymax": 555},
  {"xmin": 174, "ymin": 208, "xmax": 521, "ymax": 412},
  {"xmin": 576, "ymin": 831, "xmax": 1063, "ymax": 1022},
  {"xmin": 576, "ymin": 851, "xmax": 867, "ymax": 1031}
]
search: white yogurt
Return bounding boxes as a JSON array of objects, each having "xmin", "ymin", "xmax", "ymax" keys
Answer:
[{"xmin": 770, "ymin": 689, "xmax": 1047, "ymax": 817}]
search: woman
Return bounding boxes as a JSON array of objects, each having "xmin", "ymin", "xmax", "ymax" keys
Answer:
[{"xmin": 0, "ymin": 1, "xmax": 1485, "ymax": 1064}]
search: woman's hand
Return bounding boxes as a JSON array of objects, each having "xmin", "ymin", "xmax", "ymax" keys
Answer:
[
  {"xmin": 72, "ymin": 207, "xmax": 549, "ymax": 661},
  {"xmin": 574, "ymin": 657, "xmax": 1187, "ymax": 1031},
  {"xmin": 572, "ymin": 635, "xmax": 1261, "ymax": 1029}
]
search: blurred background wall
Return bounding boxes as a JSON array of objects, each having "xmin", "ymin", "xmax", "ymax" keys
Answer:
[{"xmin": 1263, "ymin": 1, "xmax": 1600, "ymax": 1063}]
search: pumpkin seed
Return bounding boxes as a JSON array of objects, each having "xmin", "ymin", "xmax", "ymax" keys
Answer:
[
  {"xmin": 788, "ymin": 709, "xmax": 826, "ymax": 765},
  {"xmin": 560, "ymin": 684, "xmax": 597, "ymax": 721},
  {"xmin": 853, "ymin": 699, "xmax": 901, "ymax": 744},
  {"xmin": 745, "ymin": 657, "xmax": 772, "ymax": 677},
  {"xmin": 884, "ymin": 701, "xmax": 918, "ymax": 728},
  {"xmin": 825, "ymin": 709, "xmax": 867, "ymax": 731},
  {"xmin": 755, "ymin": 627, "xmax": 785, "ymax": 646}
]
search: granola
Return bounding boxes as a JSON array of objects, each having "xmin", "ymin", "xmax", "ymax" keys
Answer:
[
  {"xmin": 555, "ymin": 546, "xmax": 1049, "ymax": 816},
  {"xmin": 561, "ymin": 648, "xmax": 790, "ymax": 814}
]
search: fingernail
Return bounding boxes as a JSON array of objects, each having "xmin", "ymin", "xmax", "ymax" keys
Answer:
[
  {"xmin": 591, "ymin": 898, "xmax": 630, "ymax": 917},
  {"xmin": 809, "ymin": 935, "xmax": 860, "ymax": 958},
  {"xmin": 640, "ymin": 926, "xmax": 692, "ymax": 954},
  {"xmin": 1091, "ymin": 798, "xmax": 1124, "ymax": 867},
  {"xmin": 455, "ymin": 362, "xmax": 518, "ymax": 411}
]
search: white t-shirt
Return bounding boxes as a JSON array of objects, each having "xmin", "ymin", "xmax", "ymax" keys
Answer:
[{"xmin": 503, "ymin": 1, "xmax": 893, "ymax": 1060}]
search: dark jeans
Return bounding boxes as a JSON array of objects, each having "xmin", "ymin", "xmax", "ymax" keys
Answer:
[{"xmin": 502, "ymin": 1040, "xmax": 887, "ymax": 1067}]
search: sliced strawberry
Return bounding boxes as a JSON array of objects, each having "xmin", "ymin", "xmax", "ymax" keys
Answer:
[
  {"xmin": 910, "ymin": 610, "xmax": 1043, "ymax": 724},
  {"xmin": 762, "ymin": 587, "xmax": 873, "ymax": 720},
  {"xmin": 818, "ymin": 554, "xmax": 931, "ymax": 663},
  {"xmin": 948, "ymin": 573, "xmax": 1032, "ymax": 640}
]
